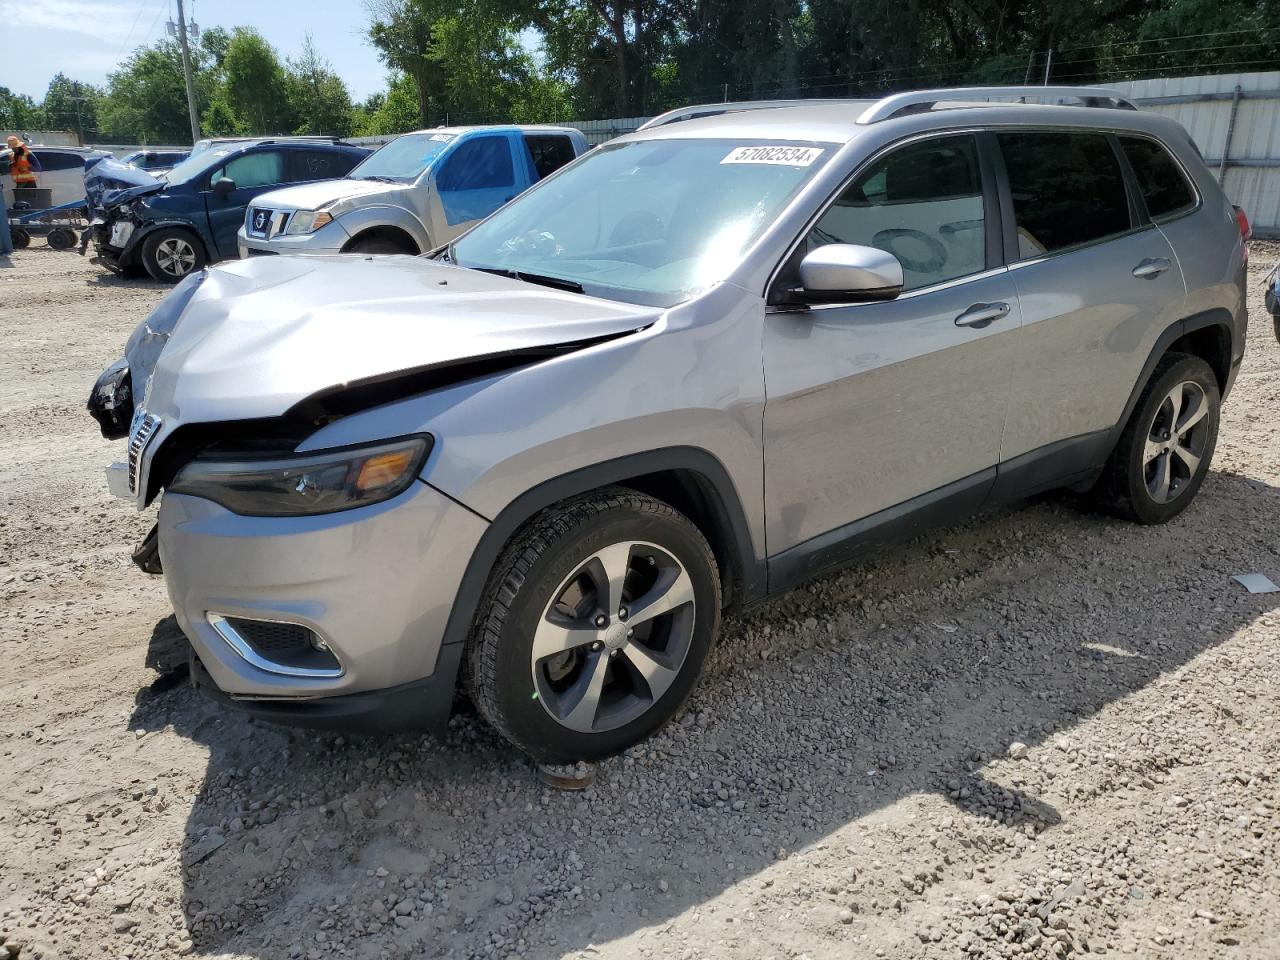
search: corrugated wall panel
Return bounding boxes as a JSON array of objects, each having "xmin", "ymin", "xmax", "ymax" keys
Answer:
[{"xmin": 1111, "ymin": 71, "xmax": 1280, "ymax": 235}]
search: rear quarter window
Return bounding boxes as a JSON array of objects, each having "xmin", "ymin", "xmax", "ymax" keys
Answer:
[
  {"xmin": 33, "ymin": 150, "xmax": 86, "ymax": 172},
  {"xmin": 1120, "ymin": 136, "xmax": 1197, "ymax": 219},
  {"xmin": 523, "ymin": 135, "xmax": 578, "ymax": 180}
]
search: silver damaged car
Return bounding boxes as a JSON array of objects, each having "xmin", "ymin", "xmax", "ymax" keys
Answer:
[{"xmin": 88, "ymin": 87, "xmax": 1249, "ymax": 762}]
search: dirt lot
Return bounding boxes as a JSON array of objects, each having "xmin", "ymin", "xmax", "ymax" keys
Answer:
[{"xmin": 1, "ymin": 245, "xmax": 1277, "ymax": 960}]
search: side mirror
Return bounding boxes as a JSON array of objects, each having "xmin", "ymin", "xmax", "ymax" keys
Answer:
[
  {"xmin": 211, "ymin": 177, "xmax": 236, "ymax": 198},
  {"xmin": 788, "ymin": 243, "xmax": 904, "ymax": 305}
]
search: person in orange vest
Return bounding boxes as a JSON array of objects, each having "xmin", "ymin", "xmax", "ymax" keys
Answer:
[{"xmin": 5, "ymin": 136, "xmax": 41, "ymax": 190}]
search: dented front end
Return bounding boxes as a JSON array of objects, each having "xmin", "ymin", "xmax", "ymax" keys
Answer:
[{"xmin": 92, "ymin": 253, "xmax": 656, "ymax": 512}]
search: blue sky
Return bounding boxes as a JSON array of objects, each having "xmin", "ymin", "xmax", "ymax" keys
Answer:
[{"xmin": 0, "ymin": 0, "xmax": 390, "ymax": 102}]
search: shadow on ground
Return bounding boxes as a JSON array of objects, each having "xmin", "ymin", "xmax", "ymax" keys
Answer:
[{"xmin": 128, "ymin": 468, "xmax": 1280, "ymax": 960}]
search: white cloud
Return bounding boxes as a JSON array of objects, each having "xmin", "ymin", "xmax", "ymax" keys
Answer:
[{"xmin": 0, "ymin": 0, "xmax": 149, "ymax": 45}]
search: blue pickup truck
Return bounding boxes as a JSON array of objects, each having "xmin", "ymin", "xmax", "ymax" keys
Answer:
[{"xmin": 235, "ymin": 125, "xmax": 589, "ymax": 259}]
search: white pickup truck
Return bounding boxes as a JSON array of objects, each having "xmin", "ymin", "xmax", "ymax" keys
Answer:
[{"xmin": 237, "ymin": 125, "xmax": 589, "ymax": 258}]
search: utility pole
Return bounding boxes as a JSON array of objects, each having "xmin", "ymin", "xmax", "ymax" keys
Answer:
[
  {"xmin": 175, "ymin": 0, "xmax": 201, "ymax": 144},
  {"xmin": 70, "ymin": 81, "xmax": 85, "ymax": 145}
]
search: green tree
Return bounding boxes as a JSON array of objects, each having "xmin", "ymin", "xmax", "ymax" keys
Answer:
[
  {"xmin": 98, "ymin": 42, "xmax": 193, "ymax": 143},
  {"xmin": 41, "ymin": 74, "xmax": 102, "ymax": 143},
  {"xmin": 353, "ymin": 72, "xmax": 420, "ymax": 134},
  {"xmin": 201, "ymin": 97, "xmax": 244, "ymax": 136},
  {"xmin": 221, "ymin": 27, "xmax": 295, "ymax": 134},
  {"xmin": 0, "ymin": 87, "xmax": 46, "ymax": 132},
  {"xmin": 286, "ymin": 34, "xmax": 355, "ymax": 135}
]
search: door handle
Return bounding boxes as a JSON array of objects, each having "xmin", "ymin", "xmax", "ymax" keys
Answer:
[
  {"xmin": 954, "ymin": 301, "xmax": 1010, "ymax": 329},
  {"xmin": 1132, "ymin": 257, "xmax": 1172, "ymax": 279}
]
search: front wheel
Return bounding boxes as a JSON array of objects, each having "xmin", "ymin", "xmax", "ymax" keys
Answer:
[
  {"xmin": 1095, "ymin": 353, "xmax": 1220, "ymax": 524},
  {"xmin": 141, "ymin": 227, "xmax": 206, "ymax": 283},
  {"xmin": 466, "ymin": 488, "xmax": 721, "ymax": 763}
]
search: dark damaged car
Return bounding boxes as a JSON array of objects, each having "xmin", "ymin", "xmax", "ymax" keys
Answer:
[{"xmin": 86, "ymin": 138, "xmax": 368, "ymax": 282}]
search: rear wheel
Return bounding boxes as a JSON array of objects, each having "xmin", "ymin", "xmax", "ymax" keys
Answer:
[
  {"xmin": 1095, "ymin": 353, "xmax": 1220, "ymax": 524},
  {"xmin": 466, "ymin": 488, "xmax": 721, "ymax": 763},
  {"xmin": 141, "ymin": 227, "xmax": 206, "ymax": 283}
]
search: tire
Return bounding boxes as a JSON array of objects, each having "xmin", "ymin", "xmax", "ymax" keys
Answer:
[
  {"xmin": 466, "ymin": 487, "xmax": 721, "ymax": 763},
  {"xmin": 346, "ymin": 234, "xmax": 416, "ymax": 256},
  {"xmin": 1094, "ymin": 353, "xmax": 1220, "ymax": 524},
  {"xmin": 140, "ymin": 227, "xmax": 206, "ymax": 283},
  {"xmin": 46, "ymin": 227, "xmax": 75, "ymax": 251},
  {"xmin": 11, "ymin": 227, "xmax": 30, "ymax": 250}
]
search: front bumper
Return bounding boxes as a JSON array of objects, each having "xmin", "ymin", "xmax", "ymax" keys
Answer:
[
  {"xmin": 236, "ymin": 218, "xmax": 351, "ymax": 259},
  {"xmin": 159, "ymin": 480, "xmax": 488, "ymax": 727}
]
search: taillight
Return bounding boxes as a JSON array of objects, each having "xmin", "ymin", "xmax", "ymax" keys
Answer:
[{"xmin": 1234, "ymin": 205, "xmax": 1251, "ymax": 264}]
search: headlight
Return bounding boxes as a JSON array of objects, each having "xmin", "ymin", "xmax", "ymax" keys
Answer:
[
  {"xmin": 168, "ymin": 436, "xmax": 432, "ymax": 516},
  {"xmin": 285, "ymin": 210, "xmax": 334, "ymax": 235}
]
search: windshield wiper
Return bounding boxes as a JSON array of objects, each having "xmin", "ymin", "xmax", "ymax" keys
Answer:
[{"xmin": 474, "ymin": 266, "xmax": 585, "ymax": 294}]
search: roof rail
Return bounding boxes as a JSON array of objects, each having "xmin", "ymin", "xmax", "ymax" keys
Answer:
[
  {"xmin": 639, "ymin": 98, "xmax": 862, "ymax": 130},
  {"xmin": 856, "ymin": 86, "xmax": 1138, "ymax": 124}
]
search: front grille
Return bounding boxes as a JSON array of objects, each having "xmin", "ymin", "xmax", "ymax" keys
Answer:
[{"xmin": 127, "ymin": 413, "xmax": 161, "ymax": 494}]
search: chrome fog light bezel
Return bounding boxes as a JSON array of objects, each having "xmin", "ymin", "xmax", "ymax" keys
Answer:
[{"xmin": 206, "ymin": 613, "xmax": 345, "ymax": 679}]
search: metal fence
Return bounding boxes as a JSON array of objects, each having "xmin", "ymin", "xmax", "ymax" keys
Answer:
[{"xmin": 1109, "ymin": 71, "xmax": 1280, "ymax": 236}]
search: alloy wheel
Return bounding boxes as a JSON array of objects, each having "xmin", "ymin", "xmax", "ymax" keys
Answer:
[
  {"xmin": 530, "ymin": 540, "xmax": 696, "ymax": 734},
  {"xmin": 155, "ymin": 237, "xmax": 196, "ymax": 277},
  {"xmin": 1143, "ymin": 380, "xmax": 1210, "ymax": 504}
]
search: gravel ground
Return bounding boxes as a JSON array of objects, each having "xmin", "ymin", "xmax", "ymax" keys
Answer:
[{"xmin": 1, "ymin": 245, "xmax": 1278, "ymax": 960}]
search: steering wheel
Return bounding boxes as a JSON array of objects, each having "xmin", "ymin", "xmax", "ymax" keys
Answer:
[
  {"xmin": 871, "ymin": 228, "xmax": 948, "ymax": 274},
  {"xmin": 499, "ymin": 229, "xmax": 560, "ymax": 257}
]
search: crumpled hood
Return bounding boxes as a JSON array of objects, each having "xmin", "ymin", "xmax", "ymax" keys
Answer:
[
  {"xmin": 252, "ymin": 177, "xmax": 412, "ymax": 213},
  {"xmin": 140, "ymin": 254, "xmax": 658, "ymax": 429},
  {"xmin": 85, "ymin": 157, "xmax": 163, "ymax": 213}
]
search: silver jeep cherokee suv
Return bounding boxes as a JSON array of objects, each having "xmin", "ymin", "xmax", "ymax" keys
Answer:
[{"xmin": 89, "ymin": 87, "xmax": 1248, "ymax": 763}]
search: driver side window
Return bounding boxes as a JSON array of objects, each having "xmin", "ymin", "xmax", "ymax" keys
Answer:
[
  {"xmin": 210, "ymin": 150, "xmax": 284, "ymax": 190},
  {"xmin": 806, "ymin": 135, "xmax": 985, "ymax": 291}
]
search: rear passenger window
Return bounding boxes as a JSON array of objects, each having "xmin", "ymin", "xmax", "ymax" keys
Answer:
[
  {"xmin": 998, "ymin": 132, "xmax": 1132, "ymax": 258},
  {"xmin": 523, "ymin": 135, "xmax": 577, "ymax": 180},
  {"xmin": 288, "ymin": 150, "xmax": 351, "ymax": 183},
  {"xmin": 1120, "ymin": 136, "xmax": 1196, "ymax": 219},
  {"xmin": 805, "ymin": 134, "xmax": 986, "ymax": 291}
]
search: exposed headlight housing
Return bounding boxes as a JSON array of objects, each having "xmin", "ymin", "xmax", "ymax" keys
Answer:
[
  {"xmin": 169, "ymin": 436, "xmax": 432, "ymax": 516},
  {"xmin": 285, "ymin": 209, "xmax": 334, "ymax": 235}
]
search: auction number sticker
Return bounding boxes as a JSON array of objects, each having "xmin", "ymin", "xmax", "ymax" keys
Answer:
[{"xmin": 721, "ymin": 145, "xmax": 824, "ymax": 166}]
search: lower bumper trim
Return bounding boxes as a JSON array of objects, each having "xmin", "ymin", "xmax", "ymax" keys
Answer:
[{"xmin": 189, "ymin": 642, "xmax": 464, "ymax": 736}]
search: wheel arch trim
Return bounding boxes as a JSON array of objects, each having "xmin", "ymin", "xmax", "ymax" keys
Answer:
[
  {"xmin": 1105, "ymin": 308, "xmax": 1235, "ymax": 456},
  {"xmin": 435, "ymin": 446, "xmax": 765, "ymax": 654},
  {"xmin": 126, "ymin": 219, "xmax": 212, "ymax": 264}
]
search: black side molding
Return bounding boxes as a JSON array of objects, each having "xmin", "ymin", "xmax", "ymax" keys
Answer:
[{"xmin": 768, "ymin": 467, "xmax": 996, "ymax": 595}]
